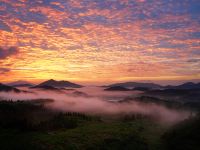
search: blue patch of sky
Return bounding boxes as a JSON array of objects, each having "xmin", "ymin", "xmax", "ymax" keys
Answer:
[
  {"xmin": 155, "ymin": 41, "xmax": 188, "ymax": 49},
  {"xmin": 24, "ymin": 12, "xmax": 47, "ymax": 23},
  {"xmin": 153, "ymin": 21, "xmax": 190, "ymax": 30}
]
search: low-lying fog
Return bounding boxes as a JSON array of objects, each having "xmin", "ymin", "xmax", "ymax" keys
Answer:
[{"xmin": 0, "ymin": 86, "xmax": 194, "ymax": 125}]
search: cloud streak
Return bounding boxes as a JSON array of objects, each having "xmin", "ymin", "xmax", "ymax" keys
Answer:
[{"xmin": 0, "ymin": 68, "xmax": 10, "ymax": 74}]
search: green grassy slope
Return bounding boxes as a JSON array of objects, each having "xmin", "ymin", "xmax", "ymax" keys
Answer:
[{"xmin": 0, "ymin": 100, "xmax": 199, "ymax": 150}]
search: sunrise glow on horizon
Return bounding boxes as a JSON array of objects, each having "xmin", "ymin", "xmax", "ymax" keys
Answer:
[{"xmin": 0, "ymin": 0, "xmax": 200, "ymax": 84}]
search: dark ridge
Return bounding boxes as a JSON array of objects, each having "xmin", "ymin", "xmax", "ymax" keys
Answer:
[
  {"xmin": 12, "ymin": 84, "xmax": 33, "ymax": 87},
  {"xmin": 7, "ymin": 80, "xmax": 34, "ymax": 87},
  {"xmin": 36, "ymin": 79, "xmax": 83, "ymax": 88},
  {"xmin": 142, "ymin": 88, "xmax": 200, "ymax": 103},
  {"xmin": 0, "ymin": 83, "xmax": 21, "ymax": 93},
  {"xmin": 30, "ymin": 85, "xmax": 60, "ymax": 90},
  {"xmin": 105, "ymin": 82, "xmax": 162, "ymax": 89},
  {"xmin": 104, "ymin": 86, "xmax": 130, "ymax": 91},
  {"xmin": 132, "ymin": 87, "xmax": 150, "ymax": 91}
]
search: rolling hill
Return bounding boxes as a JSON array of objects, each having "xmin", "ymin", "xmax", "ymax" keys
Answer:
[
  {"xmin": 0, "ymin": 83, "xmax": 21, "ymax": 93},
  {"xmin": 105, "ymin": 82, "xmax": 162, "ymax": 89},
  {"xmin": 35, "ymin": 79, "xmax": 83, "ymax": 88}
]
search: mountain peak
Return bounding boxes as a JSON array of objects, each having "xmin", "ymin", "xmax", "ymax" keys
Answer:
[
  {"xmin": 49, "ymin": 79, "xmax": 56, "ymax": 82},
  {"xmin": 36, "ymin": 79, "xmax": 83, "ymax": 88}
]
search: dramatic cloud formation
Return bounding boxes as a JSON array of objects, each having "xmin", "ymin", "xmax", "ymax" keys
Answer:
[{"xmin": 0, "ymin": 0, "xmax": 199, "ymax": 83}]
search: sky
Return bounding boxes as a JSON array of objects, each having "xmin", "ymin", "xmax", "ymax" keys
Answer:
[{"xmin": 0, "ymin": 0, "xmax": 200, "ymax": 84}]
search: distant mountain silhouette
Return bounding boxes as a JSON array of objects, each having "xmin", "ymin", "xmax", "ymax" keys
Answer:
[
  {"xmin": 106, "ymin": 81, "xmax": 200, "ymax": 90},
  {"xmin": 106, "ymin": 82, "xmax": 162, "ymax": 89},
  {"xmin": 132, "ymin": 87, "xmax": 150, "ymax": 91},
  {"xmin": 0, "ymin": 83, "xmax": 21, "ymax": 93},
  {"xmin": 35, "ymin": 79, "xmax": 83, "ymax": 88},
  {"xmin": 7, "ymin": 80, "xmax": 34, "ymax": 87},
  {"xmin": 143, "ymin": 88, "xmax": 200, "ymax": 102},
  {"xmin": 164, "ymin": 82, "xmax": 200, "ymax": 90},
  {"xmin": 104, "ymin": 86, "xmax": 130, "ymax": 91}
]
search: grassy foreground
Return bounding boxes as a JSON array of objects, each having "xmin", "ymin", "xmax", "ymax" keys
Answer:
[{"xmin": 0, "ymin": 100, "xmax": 199, "ymax": 150}]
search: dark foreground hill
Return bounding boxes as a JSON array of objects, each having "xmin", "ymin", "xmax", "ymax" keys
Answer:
[
  {"xmin": 163, "ymin": 116, "xmax": 200, "ymax": 150},
  {"xmin": 0, "ymin": 100, "xmax": 149, "ymax": 150},
  {"xmin": 0, "ymin": 100, "xmax": 199, "ymax": 150}
]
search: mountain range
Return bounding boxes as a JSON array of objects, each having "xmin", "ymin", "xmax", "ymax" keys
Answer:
[
  {"xmin": 142, "ymin": 88, "xmax": 200, "ymax": 103},
  {"xmin": 105, "ymin": 82, "xmax": 162, "ymax": 89},
  {"xmin": 105, "ymin": 82, "xmax": 200, "ymax": 90},
  {"xmin": 1, "ymin": 80, "xmax": 200, "ymax": 93},
  {"xmin": 164, "ymin": 82, "xmax": 200, "ymax": 90}
]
